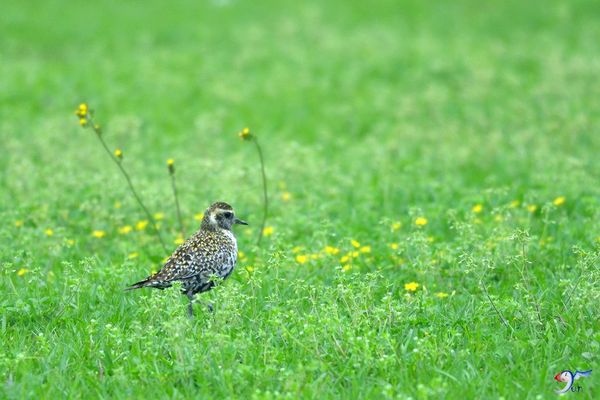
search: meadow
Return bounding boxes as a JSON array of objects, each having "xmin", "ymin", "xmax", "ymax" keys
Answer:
[{"xmin": 1, "ymin": 0, "xmax": 599, "ymax": 398}]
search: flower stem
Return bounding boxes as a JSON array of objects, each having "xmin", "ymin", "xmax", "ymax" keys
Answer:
[
  {"xmin": 89, "ymin": 118, "xmax": 168, "ymax": 253},
  {"xmin": 170, "ymin": 172, "xmax": 185, "ymax": 237},
  {"xmin": 253, "ymin": 137, "xmax": 268, "ymax": 246}
]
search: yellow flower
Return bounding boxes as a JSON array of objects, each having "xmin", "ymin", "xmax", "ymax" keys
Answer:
[
  {"xmin": 391, "ymin": 221, "xmax": 402, "ymax": 231},
  {"xmin": 324, "ymin": 246, "xmax": 340, "ymax": 255},
  {"xmin": 239, "ymin": 127, "xmax": 252, "ymax": 140},
  {"xmin": 15, "ymin": 220, "xmax": 24, "ymax": 228},
  {"xmin": 509, "ymin": 200, "xmax": 520, "ymax": 208},
  {"xmin": 17, "ymin": 268, "xmax": 29, "ymax": 277},
  {"xmin": 135, "ymin": 220, "xmax": 149, "ymax": 230},
  {"xmin": 153, "ymin": 212, "xmax": 164, "ymax": 221},
  {"xmin": 92, "ymin": 230, "xmax": 106, "ymax": 238},
  {"xmin": 118, "ymin": 225, "xmax": 132, "ymax": 235},
  {"xmin": 66, "ymin": 239, "xmax": 75, "ymax": 246},
  {"xmin": 310, "ymin": 253, "xmax": 319, "ymax": 260},
  {"xmin": 404, "ymin": 282, "xmax": 419, "ymax": 292},
  {"xmin": 296, "ymin": 255, "xmax": 308, "ymax": 264},
  {"xmin": 167, "ymin": 159, "xmax": 175, "ymax": 174},
  {"xmin": 174, "ymin": 234, "xmax": 184, "ymax": 245},
  {"xmin": 44, "ymin": 228, "xmax": 54, "ymax": 237},
  {"xmin": 351, "ymin": 251, "xmax": 359, "ymax": 258},
  {"xmin": 114, "ymin": 201, "xmax": 122, "ymax": 209},
  {"xmin": 527, "ymin": 204, "xmax": 537, "ymax": 213},
  {"xmin": 435, "ymin": 292, "xmax": 449, "ymax": 298},
  {"xmin": 472, "ymin": 204, "xmax": 483, "ymax": 213},
  {"xmin": 359, "ymin": 245, "xmax": 371, "ymax": 254},
  {"xmin": 351, "ymin": 239, "xmax": 360, "ymax": 248},
  {"xmin": 342, "ymin": 264, "xmax": 352, "ymax": 272},
  {"xmin": 245, "ymin": 266, "xmax": 254, "ymax": 272},
  {"xmin": 281, "ymin": 192, "xmax": 291, "ymax": 202},
  {"xmin": 114, "ymin": 148, "xmax": 123, "ymax": 159},
  {"xmin": 340, "ymin": 255, "xmax": 350, "ymax": 263},
  {"xmin": 389, "ymin": 243, "xmax": 399, "ymax": 250},
  {"xmin": 128, "ymin": 252, "xmax": 139, "ymax": 259},
  {"xmin": 553, "ymin": 196, "xmax": 566, "ymax": 206},
  {"xmin": 292, "ymin": 246, "xmax": 303, "ymax": 253},
  {"xmin": 238, "ymin": 251, "xmax": 246, "ymax": 260},
  {"xmin": 194, "ymin": 212, "xmax": 204, "ymax": 221},
  {"xmin": 79, "ymin": 118, "xmax": 87, "ymax": 126},
  {"xmin": 415, "ymin": 217, "xmax": 428, "ymax": 226},
  {"xmin": 263, "ymin": 226, "xmax": 274, "ymax": 237}
]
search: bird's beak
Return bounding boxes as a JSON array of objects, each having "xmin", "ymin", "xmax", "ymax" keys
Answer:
[
  {"xmin": 554, "ymin": 373, "xmax": 561, "ymax": 382},
  {"xmin": 234, "ymin": 217, "xmax": 248, "ymax": 225}
]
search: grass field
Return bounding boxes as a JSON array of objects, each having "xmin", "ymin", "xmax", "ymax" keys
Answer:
[{"xmin": 1, "ymin": 0, "xmax": 599, "ymax": 398}]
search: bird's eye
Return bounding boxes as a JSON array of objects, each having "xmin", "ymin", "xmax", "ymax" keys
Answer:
[{"xmin": 223, "ymin": 211, "xmax": 233, "ymax": 218}]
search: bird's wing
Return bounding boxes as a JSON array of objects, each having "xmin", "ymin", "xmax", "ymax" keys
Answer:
[
  {"xmin": 574, "ymin": 370, "xmax": 592, "ymax": 380},
  {"xmin": 153, "ymin": 233, "xmax": 232, "ymax": 283}
]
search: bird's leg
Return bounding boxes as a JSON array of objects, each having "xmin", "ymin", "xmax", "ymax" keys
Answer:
[
  {"xmin": 207, "ymin": 303, "xmax": 214, "ymax": 313},
  {"xmin": 187, "ymin": 291, "xmax": 195, "ymax": 318}
]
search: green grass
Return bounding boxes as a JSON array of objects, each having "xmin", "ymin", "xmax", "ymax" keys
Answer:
[{"xmin": 1, "ymin": 0, "xmax": 599, "ymax": 398}]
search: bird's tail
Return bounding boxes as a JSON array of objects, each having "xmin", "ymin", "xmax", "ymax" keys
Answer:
[{"xmin": 125, "ymin": 277, "xmax": 153, "ymax": 291}]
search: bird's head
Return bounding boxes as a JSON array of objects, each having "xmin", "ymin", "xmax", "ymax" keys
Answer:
[
  {"xmin": 202, "ymin": 202, "xmax": 248, "ymax": 231},
  {"xmin": 555, "ymin": 371, "xmax": 571, "ymax": 382}
]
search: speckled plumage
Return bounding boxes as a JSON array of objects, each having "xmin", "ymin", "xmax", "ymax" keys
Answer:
[{"xmin": 127, "ymin": 202, "xmax": 247, "ymax": 316}]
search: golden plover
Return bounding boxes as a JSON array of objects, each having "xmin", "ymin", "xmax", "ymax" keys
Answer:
[{"xmin": 127, "ymin": 202, "xmax": 247, "ymax": 316}]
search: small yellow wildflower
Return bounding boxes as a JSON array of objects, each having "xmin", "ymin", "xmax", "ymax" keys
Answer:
[
  {"xmin": 340, "ymin": 255, "xmax": 350, "ymax": 263},
  {"xmin": 342, "ymin": 265, "xmax": 352, "ymax": 272},
  {"xmin": 310, "ymin": 253, "xmax": 319, "ymax": 260},
  {"xmin": 527, "ymin": 204, "xmax": 537, "ymax": 213},
  {"xmin": 114, "ymin": 148, "xmax": 123, "ymax": 160},
  {"xmin": 154, "ymin": 212, "xmax": 164, "ymax": 221},
  {"xmin": 359, "ymin": 245, "xmax": 371, "ymax": 254},
  {"xmin": 263, "ymin": 226, "xmax": 274, "ymax": 237},
  {"xmin": 167, "ymin": 159, "xmax": 175, "ymax": 174},
  {"xmin": 15, "ymin": 220, "xmax": 24, "ymax": 228},
  {"xmin": 92, "ymin": 230, "xmax": 106, "ymax": 238},
  {"xmin": 292, "ymin": 246, "xmax": 303, "ymax": 253},
  {"xmin": 44, "ymin": 228, "xmax": 54, "ymax": 237},
  {"xmin": 135, "ymin": 220, "xmax": 149, "ymax": 230},
  {"xmin": 324, "ymin": 246, "xmax": 340, "ymax": 255},
  {"xmin": 553, "ymin": 196, "xmax": 566, "ymax": 206},
  {"xmin": 128, "ymin": 252, "xmax": 139, "ymax": 259},
  {"xmin": 472, "ymin": 204, "xmax": 483, "ymax": 213},
  {"xmin": 281, "ymin": 192, "xmax": 291, "ymax": 202},
  {"xmin": 389, "ymin": 243, "xmax": 399, "ymax": 250},
  {"xmin": 415, "ymin": 217, "xmax": 428, "ymax": 226},
  {"xmin": 296, "ymin": 255, "xmax": 308, "ymax": 264},
  {"xmin": 391, "ymin": 221, "xmax": 402, "ymax": 232},
  {"xmin": 509, "ymin": 200, "xmax": 520, "ymax": 208},
  {"xmin": 114, "ymin": 201, "xmax": 122, "ymax": 209},
  {"xmin": 351, "ymin": 239, "xmax": 360, "ymax": 248},
  {"xmin": 351, "ymin": 251, "xmax": 360, "ymax": 258},
  {"xmin": 79, "ymin": 118, "xmax": 88, "ymax": 126},
  {"xmin": 238, "ymin": 251, "xmax": 246, "ymax": 260},
  {"xmin": 435, "ymin": 292, "xmax": 449, "ymax": 298},
  {"xmin": 239, "ymin": 127, "xmax": 252, "ymax": 140},
  {"xmin": 174, "ymin": 234, "xmax": 184, "ymax": 245},
  {"xmin": 194, "ymin": 212, "xmax": 204, "ymax": 221},
  {"xmin": 404, "ymin": 282, "xmax": 419, "ymax": 292},
  {"xmin": 245, "ymin": 266, "xmax": 254, "ymax": 272},
  {"xmin": 66, "ymin": 239, "xmax": 75, "ymax": 246},
  {"xmin": 118, "ymin": 225, "xmax": 132, "ymax": 235},
  {"xmin": 17, "ymin": 268, "xmax": 29, "ymax": 277}
]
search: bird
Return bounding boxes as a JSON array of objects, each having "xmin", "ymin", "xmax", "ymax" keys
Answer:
[
  {"xmin": 127, "ymin": 201, "xmax": 247, "ymax": 316},
  {"xmin": 554, "ymin": 369, "xmax": 592, "ymax": 394}
]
